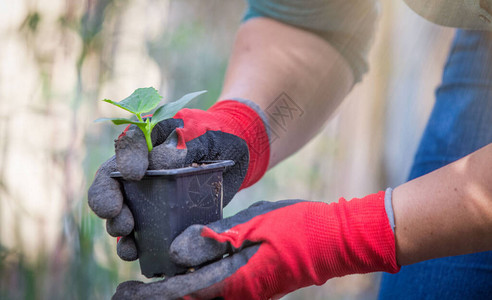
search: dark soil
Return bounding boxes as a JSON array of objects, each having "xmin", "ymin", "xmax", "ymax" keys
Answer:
[
  {"xmin": 191, "ymin": 162, "xmax": 208, "ymax": 167},
  {"xmin": 211, "ymin": 181, "xmax": 222, "ymax": 199}
]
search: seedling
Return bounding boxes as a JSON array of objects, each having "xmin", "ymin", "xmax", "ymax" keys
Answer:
[{"xmin": 96, "ymin": 87, "xmax": 206, "ymax": 152}]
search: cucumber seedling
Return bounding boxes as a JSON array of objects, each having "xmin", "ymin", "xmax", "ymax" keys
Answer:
[{"xmin": 96, "ymin": 87, "xmax": 206, "ymax": 151}]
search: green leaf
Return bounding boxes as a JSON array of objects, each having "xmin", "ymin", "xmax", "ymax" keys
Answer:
[
  {"xmin": 102, "ymin": 100, "xmax": 136, "ymax": 115},
  {"xmin": 103, "ymin": 87, "xmax": 162, "ymax": 115},
  {"xmin": 151, "ymin": 90, "xmax": 207, "ymax": 127},
  {"xmin": 94, "ymin": 118, "xmax": 145, "ymax": 126}
]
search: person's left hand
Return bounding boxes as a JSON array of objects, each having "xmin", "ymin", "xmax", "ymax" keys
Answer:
[{"xmin": 112, "ymin": 192, "xmax": 400, "ymax": 300}]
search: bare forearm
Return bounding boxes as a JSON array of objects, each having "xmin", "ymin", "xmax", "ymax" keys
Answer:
[
  {"xmin": 394, "ymin": 143, "xmax": 492, "ymax": 265},
  {"xmin": 219, "ymin": 18, "xmax": 354, "ymax": 168}
]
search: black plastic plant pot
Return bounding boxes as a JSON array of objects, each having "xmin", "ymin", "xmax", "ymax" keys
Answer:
[{"xmin": 110, "ymin": 160, "xmax": 235, "ymax": 278}]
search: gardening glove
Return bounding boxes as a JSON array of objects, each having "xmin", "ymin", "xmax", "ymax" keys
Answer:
[
  {"xmin": 88, "ymin": 99, "xmax": 271, "ymax": 261},
  {"xmin": 113, "ymin": 191, "xmax": 400, "ymax": 300}
]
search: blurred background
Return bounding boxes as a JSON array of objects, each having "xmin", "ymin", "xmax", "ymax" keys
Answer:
[{"xmin": 0, "ymin": 0, "xmax": 454, "ymax": 299}]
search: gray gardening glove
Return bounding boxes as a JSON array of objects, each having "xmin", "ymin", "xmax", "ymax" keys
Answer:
[
  {"xmin": 88, "ymin": 99, "xmax": 269, "ymax": 261},
  {"xmin": 88, "ymin": 121, "xmax": 186, "ymax": 261}
]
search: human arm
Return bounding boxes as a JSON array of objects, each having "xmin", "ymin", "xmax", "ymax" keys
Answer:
[
  {"xmin": 393, "ymin": 142, "xmax": 492, "ymax": 265},
  {"xmin": 218, "ymin": 17, "xmax": 354, "ymax": 167}
]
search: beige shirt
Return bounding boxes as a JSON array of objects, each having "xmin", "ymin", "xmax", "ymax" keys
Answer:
[{"xmin": 405, "ymin": 0, "xmax": 492, "ymax": 30}]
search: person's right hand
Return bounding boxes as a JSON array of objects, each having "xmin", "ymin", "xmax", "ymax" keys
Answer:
[
  {"xmin": 87, "ymin": 99, "xmax": 271, "ymax": 261},
  {"xmin": 112, "ymin": 192, "xmax": 400, "ymax": 299}
]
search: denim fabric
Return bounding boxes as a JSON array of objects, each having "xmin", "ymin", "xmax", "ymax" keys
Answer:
[
  {"xmin": 243, "ymin": 0, "xmax": 380, "ymax": 83},
  {"xmin": 379, "ymin": 30, "xmax": 492, "ymax": 299}
]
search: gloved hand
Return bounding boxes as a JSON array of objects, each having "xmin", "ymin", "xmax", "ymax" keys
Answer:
[
  {"xmin": 88, "ymin": 99, "xmax": 271, "ymax": 261},
  {"xmin": 113, "ymin": 191, "xmax": 400, "ymax": 300}
]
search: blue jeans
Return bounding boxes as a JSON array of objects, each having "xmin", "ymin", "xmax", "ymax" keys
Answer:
[{"xmin": 379, "ymin": 30, "xmax": 492, "ymax": 299}]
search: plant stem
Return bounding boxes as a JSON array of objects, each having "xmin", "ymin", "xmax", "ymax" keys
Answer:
[
  {"xmin": 136, "ymin": 114, "xmax": 153, "ymax": 152},
  {"xmin": 144, "ymin": 129, "xmax": 153, "ymax": 152}
]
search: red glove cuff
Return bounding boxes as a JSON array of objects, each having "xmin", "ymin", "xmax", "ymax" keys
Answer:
[
  {"xmin": 209, "ymin": 100, "xmax": 270, "ymax": 189},
  {"xmin": 174, "ymin": 100, "xmax": 270, "ymax": 190},
  {"xmin": 308, "ymin": 191, "xmax": 401, "ymax": 281}
]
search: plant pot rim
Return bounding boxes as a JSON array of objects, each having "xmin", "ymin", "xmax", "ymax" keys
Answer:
[{"xmin": 109, "ymin": 160, "xmax": 235, "ymax": 178}]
